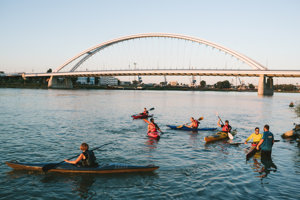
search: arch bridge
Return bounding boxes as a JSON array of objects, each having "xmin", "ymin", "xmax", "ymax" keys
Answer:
[{"xmin": 23, "ymin": 33, "xmax": 300, "ymax": 95}]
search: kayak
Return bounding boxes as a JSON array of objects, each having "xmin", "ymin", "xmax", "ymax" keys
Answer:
[
  {"xmin": 204, "ymin": 130, "xmax": 237, "ymax": 143},
  {"xmin": 246, "ymin": 147, "xmax": 260, "ymax": 160},
  {"xmin": 147, "ymin": 131, "xmax": 160, "ymax": 139},
  {"xmin": 131, "ymin": 114, "xmax": 153, "ymax": 119},
  {"xmin": 5, "ymin": 161, "xmax": 159, "ymax": 174},
  {"xmin": 167, "ymin": 125, "xmax": 217, "ymax": 131}
]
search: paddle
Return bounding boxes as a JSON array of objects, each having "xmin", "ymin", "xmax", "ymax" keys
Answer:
[
  {"xmin": 216, "ymin": 113, "xmax": 233, "ymax": 140},
  {"xmin": 229, "ymin": 140, "xmax": 280, "ymax": 145},
  {"xmin": 42, "ymin": 142, "xmax": 112, "ymax": 172},
  {"xmin": 176, "ymin": 117, "xmax": 204, "ymax": 128}
]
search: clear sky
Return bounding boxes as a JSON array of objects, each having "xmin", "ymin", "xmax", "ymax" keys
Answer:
[{"xmin": 0, "ymin": 0, "xmax": 299, "ymax": 84}]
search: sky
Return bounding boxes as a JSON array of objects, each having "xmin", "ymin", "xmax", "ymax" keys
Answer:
[{"xmin": 1, "ymin": 0, "xmax": 300, "ymax": 84}]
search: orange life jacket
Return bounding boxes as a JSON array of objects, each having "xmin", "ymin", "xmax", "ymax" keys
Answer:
[{"xmin": 148, "ymin": 123, "xmax": 157, "ymax": 132}]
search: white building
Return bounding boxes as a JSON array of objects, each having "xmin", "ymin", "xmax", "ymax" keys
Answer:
[{"xmin": 99, "ymin": 76, "xmax": 119, "ymax": 86}]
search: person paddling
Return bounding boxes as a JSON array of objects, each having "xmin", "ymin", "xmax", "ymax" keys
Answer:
[
  {"xmin": 186, "ymin": 117, "xmax": 200, "ymax": 129},
  {"xmin": 245, "ymin": 127, "xmax": 262, "ymax": 147},
  {"xmin": 218, "ymin": 119, "xmax": 232, "ymax": 133},
  {"xmin": 256, "ymin": 124, "xmax": 274, "ymax": 160},
  {"xmin": 64, "ymin": 143, "xmax": 98, "ymax": 167},
  {"xmin": 146, "ymin": 118, "xmax": 163, "ymax": 134},
  {"xmin": 141, "ymin": 108, "xmax": 149, "ymax": 116}
]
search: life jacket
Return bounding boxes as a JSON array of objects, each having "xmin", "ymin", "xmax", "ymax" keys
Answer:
[
  {"xmin": 251, "ymin": 143, "xmax": 258, "ymax": 147},
  {"xmin": 222, "ymin": 124, "xmax": 230, "ymax": 133},
  {"xmin": 143, "ymin": 110, "xmax": 149, "ymax": 115},
  {"xmin": 81, "ymin": 150, "xmax": 98, "ymax": 167},
  {"xmin": 192, "ymin": 120, "xmax": 199, "ymax": 128},
  {"xmin": 148, "ymin": 123, "xmax": 157, "ymax": 132}
]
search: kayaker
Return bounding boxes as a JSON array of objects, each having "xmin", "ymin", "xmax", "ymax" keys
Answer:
[
  {"xmin": 64, "ymin": 143, "xmax": 98, "ymax": 167},
  {"xmin": 147, "ymin": 118, "xmax": 163, "ymax": 134},
  {"xmin": 141, "ymin": 108, "xmax": 149, "ymax": 115},
  {"xmin": 217, "ymin": 119, "xmax": 232, "ymax": 133},
  {"xmin": 186, "ymin": 117, "xmax": 199, "ymax": 129},
  {"xmin": 244, "ymin": 127, "xmax": 262, "ymax": 146},
  {"xmin": 256, "ymin": 124, "xmax": 274, "ymax": 160}
]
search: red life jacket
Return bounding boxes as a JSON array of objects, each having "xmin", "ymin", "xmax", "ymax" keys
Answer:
[
  {"xmin": 192, "ymin": 120, "xmax": 199, "ymax": 128},
  {"xmin": 222, "ymin": 125, "xmax": 230, "ymax": 132}
]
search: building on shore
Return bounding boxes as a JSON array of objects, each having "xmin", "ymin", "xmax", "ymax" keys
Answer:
[
  {"xmin": 76, "ymin": 77, "xmax": 95, "ymax": 85},
  {"xmin": 99, "ymin": 76, "xmax": 119, "ymax": 86}
]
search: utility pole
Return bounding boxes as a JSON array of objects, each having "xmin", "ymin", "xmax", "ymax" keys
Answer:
[{"xmin": 134, "ymin": 62, "xmax": 137, "ymax": 82}]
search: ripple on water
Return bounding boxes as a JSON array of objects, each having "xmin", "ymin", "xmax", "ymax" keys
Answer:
[{"xmin": 1, "ymin": 89, "xmax": 300, "ymax": 199}]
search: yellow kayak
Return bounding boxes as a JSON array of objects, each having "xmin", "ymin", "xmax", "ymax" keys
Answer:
[{"xmin": 204, "ymin": 130, "xmax": 237, "ymax": 143}]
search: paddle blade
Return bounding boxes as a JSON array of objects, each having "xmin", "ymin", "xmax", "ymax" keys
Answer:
[
  {"xmin": 228, "ymin": 132, "xmax": 234, "ymax": 140},
  {"xmin": 199, "ymin": 117, "xmax": 204, "ymax": 121},
  {"xmin": 42, "ymin": 163, "xmax": 59, "ymax": 172},
  {"xmin": 149, "ymin": 107, "xmax": 155, "ymax": 111}
]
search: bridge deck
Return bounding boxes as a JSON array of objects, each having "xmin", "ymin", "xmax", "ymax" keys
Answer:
[{"xmin": 23, "ymin": 69, "xmax": 300, "ymax": 78}]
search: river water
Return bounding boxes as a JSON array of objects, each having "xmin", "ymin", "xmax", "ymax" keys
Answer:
[{"xmin": 0, "ymin": 88, "xmax": 299, "ymax": 199}]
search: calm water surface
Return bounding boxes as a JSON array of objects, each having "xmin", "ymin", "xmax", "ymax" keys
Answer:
[{"xmin": 0, "ymin": 88, "xmax": 299, "ymax": 199}]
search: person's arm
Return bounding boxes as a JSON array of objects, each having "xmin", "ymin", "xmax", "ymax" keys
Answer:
[
  {"xmin": 64, "ymin": 153, "xmax": 84, "ymax": 164},
  {"xmin": 256, "ymin": 139, "xmax": 264, "ymax": 150},
  {"xmin": 185, "ymin": 123, "xmax": 192, "ymax": 128},
  {"xmin": 155, "ymin": 123, "xmax": 163, "ymax": 133},
  {"xmin": 217, "ymin": 119, "xmax": 222, "ymax": 127},
  {"xmin": 245, "ymin": 134, "xmax": 253, "ymax": 144}
]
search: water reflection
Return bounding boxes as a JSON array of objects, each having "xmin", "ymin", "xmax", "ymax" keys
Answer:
[
  {"xmin": 145, "ymin": 138, "xmax": 159, "ymax": 149},
  {"xmin": 259, "ymin": 157, "xmax": 277, "ymax": 179},
  {"xmin": 247, "ymin": 155, "xmax": 277, "ymax": 181}
]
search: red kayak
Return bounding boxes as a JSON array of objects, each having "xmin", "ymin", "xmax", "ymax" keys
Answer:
[
  {"xmin": 147, "ymin": 132, "xmax": 160, "ymax": 139},
  {"xmin": 131, "ymin": 114, "xmax": 153, "ymax": 119}
]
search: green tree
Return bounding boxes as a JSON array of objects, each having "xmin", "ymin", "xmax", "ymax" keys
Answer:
[
  {"xmin": 214, "ymin": 80, "xmax": 231, "ymax": 89},
  {"xmin": 132, "ymin": 80, "xmax": 139, "ymax": 85},
  {"xmin": 200, "ymin": 80, "xmax": 206, "ymax": 88},
  {"xmin": 248, "ymin": 83, "xmax": 255, "ymax": 90}
]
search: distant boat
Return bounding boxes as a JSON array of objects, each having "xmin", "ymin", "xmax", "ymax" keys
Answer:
[{"xmin": 289, "ymin": 102, "xmax": 294, "ymax": 107}]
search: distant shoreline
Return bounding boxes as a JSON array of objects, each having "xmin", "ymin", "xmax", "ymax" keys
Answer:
[{"xmin": 1, "ymin": 84, "xmax": 300, "ymax": 93}]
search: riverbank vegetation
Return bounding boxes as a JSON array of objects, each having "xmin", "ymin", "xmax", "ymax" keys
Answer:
[{"xmin": 0, "ymin": 75, "xmax": 299, "ymax": 93}]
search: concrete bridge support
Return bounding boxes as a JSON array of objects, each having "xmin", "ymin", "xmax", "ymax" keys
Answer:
[
  {"xmin": 258, "ymin": 75, "xmax": 273, "ymax": 96},
  {"xmin": 48, "ymin": 76, "xmax": 73, "ymax": 89}
]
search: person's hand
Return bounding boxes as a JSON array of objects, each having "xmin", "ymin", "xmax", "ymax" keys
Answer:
[{"xmin": 256, "ymin": 146, "xmax": 259, "ymax": 150}]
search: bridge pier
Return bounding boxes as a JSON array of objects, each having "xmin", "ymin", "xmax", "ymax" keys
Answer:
[
  {"xmin": 258, "ymin": 75, "xmax": 273, "ymax": 96},
  {"xmin": 48, "ymin": 76, "xmax": 73, "ymax": 89}
]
